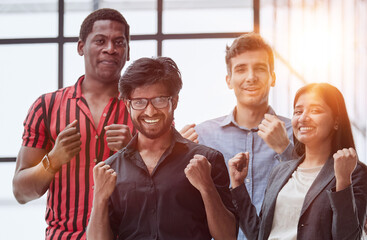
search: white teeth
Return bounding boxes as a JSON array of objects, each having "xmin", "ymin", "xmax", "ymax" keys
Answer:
[
  {"xmin": 300, "ymin": 127, "xmax": 313, "ymax": 131},
  {"xmin": 144, "ymin": 119, "xmax": 159, "ymax": 123}
]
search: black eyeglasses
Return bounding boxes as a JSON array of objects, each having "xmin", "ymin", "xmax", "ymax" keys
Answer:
[{"xmin": 128, "ymin": 96, "xmax": 172, "ymax": 110}]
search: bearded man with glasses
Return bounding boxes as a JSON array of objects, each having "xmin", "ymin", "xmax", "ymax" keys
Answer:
[{"xmin": 86, "ymin": 57, "xmax": 237, "ymax": 240}]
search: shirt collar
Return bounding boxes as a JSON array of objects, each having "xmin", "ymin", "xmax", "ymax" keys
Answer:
[
  {"xmin": 219, "ymin": 105, "xmax": 277, "ymax": 129},
  {"xmin": 67, "ymin": 75, "xmax": 84, "ymax": 99}
]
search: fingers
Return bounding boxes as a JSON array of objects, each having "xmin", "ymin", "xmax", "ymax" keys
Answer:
[
  {"xmin": 185, "ymin": 155, "xmax": 210, "ymax": 171},
  {"xmin": 105, "ymin": 124, "xmax": 130, "ymax": 134},
  {"xmin": 180, "ymin": 123, "xmax": 196, "ymax": 134},
  {"xmin": 333, "ymin": 147, "xmax": 357, "ymax": 159},
  {"xmin": 228, "ymin": 152, "xmax": 248, "ymax": 171},
  {"xmin": 179, "ymin": 124, "xmax": 198, "ymax": 142}
]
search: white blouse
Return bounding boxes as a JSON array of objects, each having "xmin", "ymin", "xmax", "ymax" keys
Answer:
[{"xmin": 268, "ymin": 165, "xmax": 323, "ymax": 240}]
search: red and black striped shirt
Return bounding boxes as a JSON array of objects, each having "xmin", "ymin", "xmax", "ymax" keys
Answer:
[{"xmin": 22, "ymin": 76, "xmax": 134, "ymax": 240}]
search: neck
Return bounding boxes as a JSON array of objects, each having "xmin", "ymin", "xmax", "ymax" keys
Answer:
[
  {"xmin": 302, "ymin": 141, "xmax": 332, "ymax": 168},
  {"xmin": 81, "ymin": 76, "xmax": 120, "ymax": 99},
  {"xmin": 137, "ymin": 128, "xmax": 173, "ymax": 152},
  {"xmin": 234, "ymin": 103, "xmax": 269, "ymax": 129}
]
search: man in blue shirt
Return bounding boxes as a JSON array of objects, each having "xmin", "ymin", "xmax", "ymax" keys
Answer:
[{"xmin": 180, "ymin": 33, "xmax": 294, "ymax": 240}]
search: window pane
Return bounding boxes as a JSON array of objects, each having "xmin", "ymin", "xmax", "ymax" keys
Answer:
[
  {"xmin": 0, "ymin": 44, "xmax": 58, "ymax": 157},
  {"xmin": 0, "ymin": 0, "xmax": 58, "ymax": 38},
  {"xmin": 64, "ymin": 40, "xmax": 157, "ymax": 87},
  {"xmin": 0, "ymin": 162, "xmax": 47, "ymax": 239},
  {"xmin": 64, "ymin": 0, "xmax": 157, "ymax": 37},
  {"xmin": 163, "ymin": 0, "xmax": 253, "ymax": 33},
  {"xmin": 163, "ymin": 39, "xmax": 236, "ymax": 129}
]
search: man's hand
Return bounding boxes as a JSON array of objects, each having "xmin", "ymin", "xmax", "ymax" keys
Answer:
[
  {"xmin": 258, "ymin": 114, "xmax": 290, "ymax": 154},
  {"xmin": 48, "ymin": 120, "xmax": 81, "ymax": 169},
  {"xmin": 228, "ymin": 152, "xmax": 249, "ymax": 188},
  {"xmin": 179, "ymin": 124, "xmax": 199, "ymax": 143},
  {"xmin": 333, "ymin": 148, "xmax": 357, "ymax": 191},
  {"xmin": 105, "ymin": 124, "xmax": 132, "ymax": 152},
  {"xmin": 184, "ymin": 155, "xmax": 213, "ymax": 193},
  {"xmin": 93, "ymin": 162, "xmax": 117, "ymax": 201}
]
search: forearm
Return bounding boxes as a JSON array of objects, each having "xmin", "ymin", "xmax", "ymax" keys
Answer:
[
  {"xmin": 13, "ymin": 161, "xmax": 54, "ymax": 204},
  {"xmin": 201, "ymin": 184, "xmax": 237, "ymax": 240},
  {"xmin": 87, "ymin": 198, "xmax": 114, "ymax": 240}
]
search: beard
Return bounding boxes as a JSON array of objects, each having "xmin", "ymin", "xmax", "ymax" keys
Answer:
[{"xmin": 132, "ymin": 112, "xmax": 174, "ymax": 139}]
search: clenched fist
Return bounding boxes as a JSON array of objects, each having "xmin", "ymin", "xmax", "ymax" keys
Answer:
[
  {"xmin": 48, "ymin": 120, "xmax": 82, "ymax": 169},
  {"xmin": 184, "ymin": 155, "xmax": 213, "ymax": 193},
  {"xmin": 93, "ymin": 162, "xmax": 117, "ymax": 201},
  {"xmin": 105, "ymin": 124, "xmax": 132, "ymax": 152},
  {"xmin": 228, "ymin": 152, "xmax": 249, "ymax": 189},
  {"xmin": 333, "ymin": 148, "xmax": 357, "ymax": 191},
  {"xmin": 258, "ymin": 114, "xmax": 289, "ymax": 154}
]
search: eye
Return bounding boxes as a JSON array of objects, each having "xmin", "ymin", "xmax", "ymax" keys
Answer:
[
  {"xmin": 95, "ymin": 39, "xmax": 104, "ymax": 45},
  {"xmin": 115, "ymin": 39, "xmax": 126, "ymax": 46},
  {"xmin": 293, "ymin": 110, "xmax": 302, "ymax": 115}
]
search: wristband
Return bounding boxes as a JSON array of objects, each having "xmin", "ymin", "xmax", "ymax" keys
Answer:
[{"xmin": 41, "ymin": 154, "xmax": 59, "ymax": 174}]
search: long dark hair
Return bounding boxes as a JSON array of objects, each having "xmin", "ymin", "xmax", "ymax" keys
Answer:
[{"xmin": 293, "ymin": 83, "xmax": 355, "ymax": 157}]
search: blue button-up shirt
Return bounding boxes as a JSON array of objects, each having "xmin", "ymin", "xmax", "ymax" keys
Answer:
[{"xmin": 195, "ymin": 106, "xmax": 294, "ymax": 240}]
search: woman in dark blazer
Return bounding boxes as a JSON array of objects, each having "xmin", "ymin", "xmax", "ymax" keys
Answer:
[{"xmin": 229, "ymin": 83, "xmax": 367, "ymax": 240}]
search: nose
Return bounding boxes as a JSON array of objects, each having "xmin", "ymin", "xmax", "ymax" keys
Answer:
[
  {"xmin": 144, "ymin": 101, "xmax": 158, "ymax": 116},
  {"xmin": 245, "ymin": 68, "xmax": 257, "ymax": 83},
  {"xmin": 103, "ymin": 41, "xmax": 116, "ymax": 54},
  {"xmin": 298, "ymin": 111, "xmax": 310, "ymax": 122}
]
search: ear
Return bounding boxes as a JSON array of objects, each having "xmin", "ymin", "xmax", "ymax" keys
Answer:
[
  {"xmin": 124, "ymin": 99, "xmax": 131, "ymax": 114},
  {"xmin": 226, "ymin": 75, "xmax": 233, "ymax": 90},
  {"xmin": 270, "ymin": 72, "xmax": 276, "ymax": 87},
  {"xmin": 127, "ymin": 45, "xmax": 130, "ymax": 61},
  {"xmin": 334, "ymin": 117, "xmax": 339, "ymax": 130},
  {"xmin": 172, "ymin": 95, "xmax": 179, "ymax": 110},
  {"xmin": 77, "ymin": 40, "xmax": 85, "ymax": 56}
]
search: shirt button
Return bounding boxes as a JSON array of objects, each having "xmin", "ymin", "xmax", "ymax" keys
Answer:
[
  {"xmin": 93, "ymin": 159, "xmax": 97, "ymax": 163},
  {"xmin": 95, "ymin": 135, "xmax": 98, "ymax": 139},
  {"xmin": 103, "ymin": 113, "xmax": 107, "ymax": 117},
  {"xmin": 245, "ymin": 178, "xmax": 250, "ymax": 183},
  {"xmin": 247, "ymin": 132, "xmax": 251, "ymax": 136}
]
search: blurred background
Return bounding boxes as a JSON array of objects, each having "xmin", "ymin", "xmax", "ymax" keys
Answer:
[{"xmin": 0, "ymin": 0, "xmax": 366, "ymax": 238}]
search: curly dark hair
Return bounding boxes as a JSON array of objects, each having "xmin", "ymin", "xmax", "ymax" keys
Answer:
[{"xmin": 119, "ymin": 57, "xmax": 182, "ymax": 100}]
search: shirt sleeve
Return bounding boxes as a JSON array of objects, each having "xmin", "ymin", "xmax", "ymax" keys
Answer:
[
  {"xmin": 22, "ymin": 95, "xmax": 50, "ymax": 149},
  {"xmin": 209, "ymin": 150, "xmax": 239, "ymax": 234},
  {"xmin": 327, "ymin": 164, "xmax": 367, "ymax": 239},
  {"xmin": 231, "ymin": 184, "xmax": 261, "ymax": 239}
]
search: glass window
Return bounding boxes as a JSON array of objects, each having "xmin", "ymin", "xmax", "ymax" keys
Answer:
[
  {"xmin": 0, "ymin": 44, "xmax": 58, "ymax": 157},
  {"xmin": 0, "ymin": 162, "xmax": 47, "ymax": 239},
  {"xmin": 64, "ymin": 0, "xmax": 157, "ymax": 37},
  {"xmin": 163, "ymin": 39, "xmax": 236, "ymax": 129},
  {"xmin": 0, "ymin": 0, "xmax": 58, "ymax": 38},
  {"xmin": 163, "ymin": 0, "xmax": 253, "ymax": 33}
]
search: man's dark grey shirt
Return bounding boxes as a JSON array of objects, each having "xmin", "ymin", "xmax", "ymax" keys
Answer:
[{"xmin": 105, "ymin": 128, "xmax": 236, "ymax": 240}]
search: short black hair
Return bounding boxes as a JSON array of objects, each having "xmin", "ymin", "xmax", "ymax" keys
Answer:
[
  {"xmin": 225, "ymin": 32, "xmax": 274, "ymax": 75},
  {"xmin": 119, "ymin": 57, "xmax": 183, "ymax": 99},
  {"xmin": 79, "ymin": 8, "xmax": 130, "ymax": 46}
]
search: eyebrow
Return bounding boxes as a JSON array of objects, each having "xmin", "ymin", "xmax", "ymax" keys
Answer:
[{"xmin": 294, "ymin": 103, "xmax": 324, "ymax": 108}]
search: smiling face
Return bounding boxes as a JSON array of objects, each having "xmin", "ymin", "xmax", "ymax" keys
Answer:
[
  {"xmin": 226, "ymin": 50, "xmax": 275, "ymax": 109},
  {"xmin": 127, "ymin": 82, "xmax": 177, "ymax": 139},
  {"xmin": 292, "ymin": 91, "xmax": 337, "ymax": 149},
  {"xmin": 77, "ymin": 19, "xmax": 128, "ymax": 84}
]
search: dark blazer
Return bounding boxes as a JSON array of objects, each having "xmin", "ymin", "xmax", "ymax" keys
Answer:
[{"xmin": 231, "ymin": 156, "xmax": 367, "ymax": 240}]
